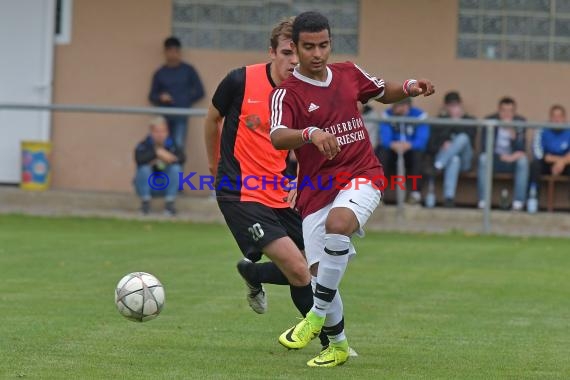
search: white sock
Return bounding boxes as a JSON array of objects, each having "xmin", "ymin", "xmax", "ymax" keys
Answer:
[
  {"xmin": 324, "ymin": 291, "xmax": 346, "ymax": 343},
  {"xmin": 324, "ymin": 291, "xmax": 343, "ymax": 327},
  {"xmin": 329, "ymin": 331, "xmax": 347, "ymax": 344},
  {"xmin": 311, "ymin": 234, "xmax": 350, "ymax": 317},
  {"xmin": 311, "ymin": 275, "xmax": 317, "ymax": 291}
]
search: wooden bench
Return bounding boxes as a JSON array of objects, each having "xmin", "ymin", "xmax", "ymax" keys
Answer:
[
  {"xmin": 424, "ymin": 172, "xmax": 569, "ymax": 211},
  {"xmin": 381, "ymin": 129, "xmax": 570, "ymax": 211},
  {"xmin": 541, "ymin": 175, "xmax": 570, "ymax": 212}
]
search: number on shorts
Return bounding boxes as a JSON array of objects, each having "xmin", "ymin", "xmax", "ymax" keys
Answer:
[{"xmin": 248, "ymin": 223, "xmax": 264, "ymax": 242}]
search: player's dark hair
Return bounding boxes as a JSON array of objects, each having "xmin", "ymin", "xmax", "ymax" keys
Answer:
[
  {"xmin": 498, "ymin": 96, "xmax": 516, "ymax": 107},
  {"xmin": 164, "ymin": 36, "xmax": 182, "ymax": 49},
  {"xmin": 550, "ymin": 104, "xmax": 566, "ymax": 116},
  {"xmin": 292, "ymin": 11, "xmax": 331, "ymax": 44},
  {"xmin": 270, "ymin": 17, "xmax": 295, "ymax": 51}
]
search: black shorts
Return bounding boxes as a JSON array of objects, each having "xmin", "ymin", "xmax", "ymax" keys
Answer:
[{"xmin": 218, "ymin": 201, "xmax": 304, "ymax": 262}]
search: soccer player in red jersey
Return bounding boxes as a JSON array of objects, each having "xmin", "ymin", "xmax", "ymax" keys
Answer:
[
  {"xmin": 204, "ymin": 18, "xmax": 333, "ymax": 350},
  {"xmin": 270, "ymin": 11, "xmax": 435, "ymax": 367}
]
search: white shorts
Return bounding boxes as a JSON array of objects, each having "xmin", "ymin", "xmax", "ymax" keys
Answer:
[{"xmin": 302, "ymin": 178, "xmax": 382, "ymax": 268}]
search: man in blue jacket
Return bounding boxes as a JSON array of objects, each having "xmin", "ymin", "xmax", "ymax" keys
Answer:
[
  {"xmin": 376, "ymin": 98, "xmax": 430, "ymax": 204},
  {"xmin": 149, "ymin": 37, "xmax": 205, "ymax": 154},
  {"xmin": 531, "ymin": 105, "xmax": 570, "ymax": 185}
]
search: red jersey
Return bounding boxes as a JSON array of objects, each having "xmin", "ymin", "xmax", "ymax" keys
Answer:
[{"xmin": 269, "ymin": 61, "xmax": 385, "ymax": 218}]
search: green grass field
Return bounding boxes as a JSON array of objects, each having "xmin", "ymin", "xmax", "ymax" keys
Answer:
[{"xmin": 1, "ymin": 214, "xmax": 569, "ymax": 379}]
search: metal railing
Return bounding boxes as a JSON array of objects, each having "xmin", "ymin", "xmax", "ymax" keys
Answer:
[
  {"xmin": 0, "ymin": 103, "xmax": 207, "ymax": 117},
  {"xmin": 1, "ymin": 102, "xmax": 570, "ymax": 234}
]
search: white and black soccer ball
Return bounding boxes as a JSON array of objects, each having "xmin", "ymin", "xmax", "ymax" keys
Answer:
[{"xmin": 115, "ymin": 272, "xmax": 165, "ymax": 322}]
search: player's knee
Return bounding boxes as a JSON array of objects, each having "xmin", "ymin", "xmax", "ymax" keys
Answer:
[{"xmin": 325, "ymin": 217, "xmax": 354, "ymax": 235}]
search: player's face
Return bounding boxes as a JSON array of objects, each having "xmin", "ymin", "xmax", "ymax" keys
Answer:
[
  {"xmin": 498, "ymin": 103, "xmax": 515, "ymax": 121},
  {"xmin": 550, "ymin": 108, "xmax": 566, "ymax": 123},
  {"xmin": 269, "ymin": 37, "xmax": 298, "ymax": 83},
  {"xmin": 151, "ymin": 123, "xmax": 169, "ymax": 145},
  {"xmin": 294, "ymin": 30, "xmax": 331, "ymax": 77}
]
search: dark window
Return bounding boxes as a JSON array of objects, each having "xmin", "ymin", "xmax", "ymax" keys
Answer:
[
  {"xmin": 172, "ymin": 0, "xmax": 360, "ymax": 55},
  {"xmin": 458, "ymin": 0, "xmax": 570, "ymax": 62}
]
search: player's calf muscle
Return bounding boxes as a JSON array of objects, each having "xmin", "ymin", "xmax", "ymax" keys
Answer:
[{"xmin": 264, "ymin": 237, "xmax": 310, "ymax": 286}]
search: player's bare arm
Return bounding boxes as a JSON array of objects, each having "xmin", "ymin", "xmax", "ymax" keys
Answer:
[
  {"xmin": 377, "ymin": 79, "xmax": 435, "ymax": 104},
  {"xmin": 271, "ymin": 128, "xmax": 340, "ymax": 160},
  {"xmin": 270, "ymin": 128, "xmax": 306, "ymax": 150},
  {"xmin": 204, "ymin": 103, "xmax": 223, "ymax": 176}
]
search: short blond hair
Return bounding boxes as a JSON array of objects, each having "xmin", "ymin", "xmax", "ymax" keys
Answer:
[
  {"xmin": 149, "ymin": 116, "xmax": 167, "ymax": 129},
  {"xmin": 270, "ymin": 17, "xmax": 294, "ymax": 50}
]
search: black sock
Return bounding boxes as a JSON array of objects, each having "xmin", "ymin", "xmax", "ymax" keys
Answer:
[
  {"xmin": 289, "ymin": 283, "xmax": 313, "ymax": 315},
  {"xmin": 255, "ymin": 262, "xmax": 288, "ymax": 285},
  {"xmin": 290, "ymin": 284, "xmax": 330, "ymax": 347},
  {"xmin": 318, "ymin": 331, "xmax": 330, "ymax": 347}
]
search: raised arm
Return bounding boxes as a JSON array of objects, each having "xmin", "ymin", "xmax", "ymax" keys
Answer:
[{"xmin": 377, "ymin": 79, "xmax": 435, "ymax": 104}]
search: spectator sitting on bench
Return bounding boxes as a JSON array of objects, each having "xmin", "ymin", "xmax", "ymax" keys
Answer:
[
  {"xmin": 376, "ymin": 97, "xmax": 430, "ymax": 205},
  {"xmin": 530, "ymin": 104, "xmax": 570, "ymax": 187},
  {"xmin": 134, "ymin": 116, "xmax": 185, "ymax": 216},
  {"xmin": 428, "ymin": 91, "xmax": 476, "ymax": 208},
  {"xmin": 477, "ymin": 97, "xmax": 528, "ymax": 211}
]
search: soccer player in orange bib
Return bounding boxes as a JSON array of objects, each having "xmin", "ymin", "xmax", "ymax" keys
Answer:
[{"xmin": 204, "ymin": 17, "xmax": 331, "ymax": 350}]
